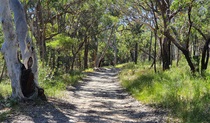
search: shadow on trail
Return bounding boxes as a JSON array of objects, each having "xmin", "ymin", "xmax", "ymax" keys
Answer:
[
  {"xmin": 2, "ymin": 67, "xmax": 167, "ymax": 123},
  {"xmin": 67, "ymin": 67, "xmax": 166, "ymax": 123},
  {"xmin": 4, "ymin": 98, "xmax": 76, "ymax": 123}
]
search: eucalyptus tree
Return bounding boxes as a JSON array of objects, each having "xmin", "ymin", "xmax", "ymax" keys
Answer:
[
  {"xmin": 189, "ymin": 0, "xmax": 210, "ymax": 73},
  {"xmin": 0, "ymin": 0, "xmax": 45, "ymax": 100},
  {"xmin": 23, "ymin": 0, "xmax": 85, "ymax": 63},
  {"xmin": 160, "ymin": 0, "xmax": 210, "ymax": 73},
  {"xmin": 121, "ymin": 0, "xmax": 210, "ymax": 73}
]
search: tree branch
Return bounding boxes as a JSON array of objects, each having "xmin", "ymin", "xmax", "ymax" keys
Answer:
[
  {"xmin": 45, "ymin": 33, "xmax": 59, "ymax": 41},
  {"xmin": 193, "ymin": 25, "xmax": 208, "ymax": 41}
]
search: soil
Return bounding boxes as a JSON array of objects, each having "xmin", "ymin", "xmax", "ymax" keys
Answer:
[{"xmin": 1, "ymin": 68, "xmax": 172, "ymax": 123}]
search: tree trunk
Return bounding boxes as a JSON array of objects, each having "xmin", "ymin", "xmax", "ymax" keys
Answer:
[
  {"xmin": 154, "ymin": 31, "xmax": 157, "ymax": 73},
  {"xmin": 113, "ymin": 34, "xmax": 117, "ymax": 66},
  {"xmin": 134, "ymin": 42, "xmax": 138, "ymax": 64},
  {"xmin": 35, "ymin": 0, "xmax": 46, "ymax": 62},
  {"xmin": 201, "ymin": 38, "xmax": 210, "ymax": 74},
  {"xmin": 161, "ymin": 37, "xmax": 171, "ymax": 70},
  {"xmin": 71, "ymin": 55, "xmax": 76, "ymax": 71},
  {"xmin": 164, "ymin": 30, "xmax": 195, "ymax": 73},
  {"xmin": 84, "ymin": 36, "xmax": 89, "ymax": 69},
  {"xmin": 176, "ymin": 49, "xmax": 180, "ymax": 66},
  {"xmin": 0, "ymin": 0, "xmax": 45, "ymax": 100},
  {"xmin": 0, "ymin": 0, "xmax": 28, "ymax": 99},
  {"xmin": 148, "ymin": 31, "xmax": 153, "ymax": 61},
  {"xmin": 95, "ymin": 27, "xmax": 114, "ymax": 68},
  {"xmin": 182, "ymin": 50, "xmax": 195, "ymax": 73},
  {"xmin": 94, "ymin": 36, "xmax": 99, "ymax": 68},
  {"xmin": 52, "ymin": 49, "xmax": 56, "ymax": 70}
]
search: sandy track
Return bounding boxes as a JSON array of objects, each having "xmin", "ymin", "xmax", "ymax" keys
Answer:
[{"xmin": 2, "ymin": 68, "xmax": 168, "ymax": 123}]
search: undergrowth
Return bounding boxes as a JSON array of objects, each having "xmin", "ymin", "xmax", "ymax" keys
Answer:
[
  {"xmin": 38, "ymin": 65, "xmax": 83, "ymax": 98},
  {"xmin": 0, "ymin": 64, "xmax": 83, "ymax": 100},
  {"xmin": 0, "ymin": 64, "xmax": 83, "ymax": 121},
  {"xmin": 119, "ymin": 62, "xmax": 210, "ymax": 123}
]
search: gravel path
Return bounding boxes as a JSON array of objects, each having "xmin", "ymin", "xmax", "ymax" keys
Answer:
[{"xmin": 2, "ymin": 68, "xmax": 169, "ymax": 123}]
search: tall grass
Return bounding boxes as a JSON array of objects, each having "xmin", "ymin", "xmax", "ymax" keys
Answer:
[
  {"xmin": 0, "ymin": 63, "xmax": 83, "ymax": 122},
  {"xmin": 119, "ymin": 62, "xmax": 210, "ymax": 123},
  {"xmin": 0, "ymin": 63, "xmax": 83, "ymax": 100},
  {"xmin": 38, "ymin": 65, "xmax": 83, "ymax": 98}
]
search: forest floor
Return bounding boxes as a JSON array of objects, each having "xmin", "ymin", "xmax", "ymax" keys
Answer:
[{"xmin": 1, "ymin": 68, "xmax": 174, "ymax": 123}]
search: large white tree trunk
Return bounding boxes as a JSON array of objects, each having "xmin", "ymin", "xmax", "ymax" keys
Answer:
[
  {"xmin": 9, "ymin": 0, "xmax": 39, "ymax": 88},
  {"xmin": 0, "ymin": 0, "xmax": 44, "ymax": 100},
  {"xmin": 0, "ymin": 0, "xmax": 25, "ymax": 99}
]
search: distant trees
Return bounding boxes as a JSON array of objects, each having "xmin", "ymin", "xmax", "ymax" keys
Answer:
[
  {"xmin": 21, "ymin": 0, "xmax": 119, "ymax": 71},
  {"xmin": 16, "ymin": 0, "xmax": 210, "ymax": 75},
  {"xmin": 118, "ymin": 0, "xmax": 210, "ymax": 74}
]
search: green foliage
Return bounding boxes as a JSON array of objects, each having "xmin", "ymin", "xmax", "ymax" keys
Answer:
[
  {"xmin": 38, "ymin": 65, "xmax": 83, "ymax": 98},
  {"xmin": 0, "ymin": 82, "xmax": 12, "ymax": 100},
  {"xmin": 47, "ymin": 34, "xmax": 77, "ymax": 49},
  {"xmin": 0, "ymin": 55, "xmax": 11, "ymax": 100},
  {"xmin": 119, "ymin": 62, "xmax": 210, "ymax": 122}
]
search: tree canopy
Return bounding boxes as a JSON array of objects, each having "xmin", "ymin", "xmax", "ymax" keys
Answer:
[{"xmin": 0, "ymin": 0, "xmax": 207, "ymax": 74}]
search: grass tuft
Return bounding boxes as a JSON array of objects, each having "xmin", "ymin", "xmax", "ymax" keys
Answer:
[
  {"xmin": 119, "ymin": 62, "xmax": 210, "ymax": 123},
  {"xmin": 38, "ymin": 66, "xmax": 83, "ymax": 98}
]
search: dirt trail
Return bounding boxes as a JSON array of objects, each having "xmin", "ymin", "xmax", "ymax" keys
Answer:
[{"xmin": 2, "ymin": 68, "xmax": 168, "ymax": 123}]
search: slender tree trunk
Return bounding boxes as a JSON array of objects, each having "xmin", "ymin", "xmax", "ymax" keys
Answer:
[
  {"xmin": 182, "ymin": 50, "xmax": 195, "ymax": 72},
  {"xmin": 56, "ymin": 51, "xmax": 61, "ymax": 72},
  {"xmin": 134, "ymin": 42, "xmax": 138, "ymax": 64},
  {"xmin": 113, "ymin": 34, "xmax": 117, "ymax": 66},
  {"xmin": 52, "ymin": 49, "xmax": 56, "ymax": 69},
  {"xmin": 71, "ymin": 55, "xmax": 76, "ymax": 71},
  {"xmin": 36, "ymin": 0, "xmax": 46, "ymax": 62},
  {"xmin": 164, "ymin": 30, "xmax": 196, "ymax": 72},
  {"xmin": 84, "ymin": 36, "xmax": 89, "ymax": 69},
  {"xmin": 201, "ymin": 38, "xmax": 210, "ymax": 74},
  {"xmin": 149, "ymin": 31, "xmax": 153, "ymax": 61},
  {"xmin": 154, "ymin": 31, "xmax": 157, "ymax": 73},
  {"xmin": 161, "ymin": 37, "xmax": 171, "ymax": 70},
  {"xmin": 71, "ymin": 41, "xmax": 85, "ymax": 70},
  {"xmin": 94, "ymin": 36, "xmax": 98, "ymax": 67},
  {"xmin": 95, "ymin": 27, "xmax": 114, "ymax": 68},
  {"xmin": 176, "ymin": 49, "xmax": 180, "ymax": 66}
]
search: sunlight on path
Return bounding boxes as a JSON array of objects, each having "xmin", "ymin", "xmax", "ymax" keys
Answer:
[
  {"xmin": 65, "ymin": 68, "xmax": 167, "ymax": 123},
  {"xmin": 2, "ymin": 68, "xmax": 168, "ymax": 123}
]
